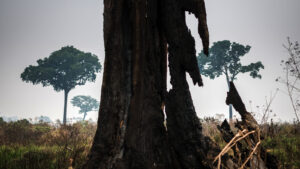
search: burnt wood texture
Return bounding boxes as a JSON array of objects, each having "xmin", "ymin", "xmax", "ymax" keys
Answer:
[{"xmin": 83, "ymin": 1, "xmax": 276, "ymax": 169}]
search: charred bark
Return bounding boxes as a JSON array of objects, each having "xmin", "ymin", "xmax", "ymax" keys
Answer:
[
  {"xmin": 85, "ymin": 0, "xmax": 242, "ymax": 169},
  {"xmin": 160, "ymin": 0, "xmax": 219, "ymax": 167},
  {"xmin": 215, "ymin": 82, "xmax": 279, "ymax": 169},
  {"xmin": 84, "ymin": 1, "xmax": 172, "ymax": 168}
]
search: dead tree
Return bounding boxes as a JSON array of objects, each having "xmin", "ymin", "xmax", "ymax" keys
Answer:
[
  {"xmin": 82, "ymin": 0, "xmax": 268, "ymax": 169},
  {"xmin": 216, "ymin": 82, "xmax": 278, "ymax": 169}
]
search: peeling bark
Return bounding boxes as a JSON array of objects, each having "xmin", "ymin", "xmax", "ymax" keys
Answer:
[{"xmin": 83, "ymin": 1, "xmax": 265, "ymax": 169}]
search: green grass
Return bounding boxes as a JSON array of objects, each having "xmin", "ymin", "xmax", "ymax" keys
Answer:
[
  {"xmin": 261, "ymin": 135, "xmax": 300, "ymax": 168},
  {"xmin": 0, "ymin": 145, "xmax": 73, "ymax": 169},
  {"xmin": 0, "ymin": 119, "xmax": 95, "ymax": 169},
  {"xmin": 0, "ymin": 117, "xmax": 299, "ymax": 169}
]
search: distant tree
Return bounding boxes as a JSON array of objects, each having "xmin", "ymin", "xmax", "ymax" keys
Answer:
[
  {"xmin": 21, "ymin": 46, "xmax": 101, "ymax": 124},
  {"xmin": 71, "ymin": 95, "xmax": 99, "ymax": 121},
  {"xmin": 35, "ymin": 115, "xmax": 52, "ymax": 123},
  {"xmin": 197, "ymin": 40, "xmax": 264, "ymax": 120}
]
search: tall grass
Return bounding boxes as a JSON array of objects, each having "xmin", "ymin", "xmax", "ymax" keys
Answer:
[
  {"xmin": 0, "ymin": 117, "xmax": 299, "ymax": 168},
  {"xmin": 0, "ymin": 118, "xmax": 96, "ymax": 169},
  {"xmin": 0, "ymin": 145, "xmax": 68, "ymax": 169},
  {"xmin": 260, "ymin": 122, "xmax": 300, "ymax": 168}
]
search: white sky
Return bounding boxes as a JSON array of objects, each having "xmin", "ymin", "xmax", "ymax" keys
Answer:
[{"xmin": 0, "ymin": 0, "xmax": 299, "ymax": 122}]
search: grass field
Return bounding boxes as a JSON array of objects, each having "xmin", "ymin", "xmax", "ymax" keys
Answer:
[{"xmin": 0, "ymin": 117, "xmax": 299, "ymax": 169}]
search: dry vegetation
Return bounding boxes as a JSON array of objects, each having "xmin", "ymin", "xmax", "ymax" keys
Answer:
[
  {"xmin": 0, "ymin": 117, "xmax": 299, "ymax": 169},
  {"xmin": 201, "ymin": 118, "xmax": 300, "ymax": 169},
  {"xmin": 0, "ymin": 118, "xmax": 96, "ymax": 169}
]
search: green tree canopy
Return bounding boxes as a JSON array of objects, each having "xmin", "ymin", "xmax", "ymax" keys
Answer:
[
  {"xmin": 198, "ymin": 40, "xmax": 264, "ymax": 81},
  {"xmin": 21, "ymin": 46, "xmax": 101, "ymax": 124},
  {"xmin": 197, "ymin": 40, "xmax": 264, "ymax": 120},
  {"xmin": 71, "ymin": 95, "xmax": 99, "ymax": 121},
  {"xmin": 21, "ymin": 46, "xmax": 101, "ymax": 92}
]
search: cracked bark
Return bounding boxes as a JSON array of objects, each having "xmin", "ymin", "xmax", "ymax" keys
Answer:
[
  {"xmin": 84, "ymin": 0, "xmax": 233, "ymax": 169},
  {"xmin": 217, "ymin": 82, "xmax": 279, "ymax": 169}
]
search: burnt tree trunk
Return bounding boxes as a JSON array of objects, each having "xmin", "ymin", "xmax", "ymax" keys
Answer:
[{"xmin": 84, "ymin": 0, "xmax": 232, "ymax": 169}]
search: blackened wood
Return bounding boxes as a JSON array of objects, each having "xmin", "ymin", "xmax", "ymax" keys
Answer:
[
  {"xmin": 84, "ymin": 1, "xmax": 173, "ymax": 169},
  {"xmin": 226, "ymin": 82, "xmax": 279, "ymax": 169},
  {"xmin": 84, "ymin": 0, "xmax": 240, "ymax": 169}
]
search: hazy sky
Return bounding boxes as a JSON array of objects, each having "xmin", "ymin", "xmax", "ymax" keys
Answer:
[{"xmin": 0, "ymin": 0, "xmax": 300, "ymax": 122}]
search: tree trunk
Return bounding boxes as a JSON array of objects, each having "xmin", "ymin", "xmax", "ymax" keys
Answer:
[
  {"xmin": 84, "ymin": 0, "xmax": 232, "ymax": 169},
  {"xmin": 225, "ymin": 74, "xmax": 233, "ymax": 121},
  {"xmin": 229, "ymin": 104, "xmax": 233, "ymax": 120},
  {"xmin": 63, "ymin": 90, "xmax": 69, "ymax": 125},
  {"xmin": 83, "ymin": 112, "xmax": 87, "ymax": 121}
]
